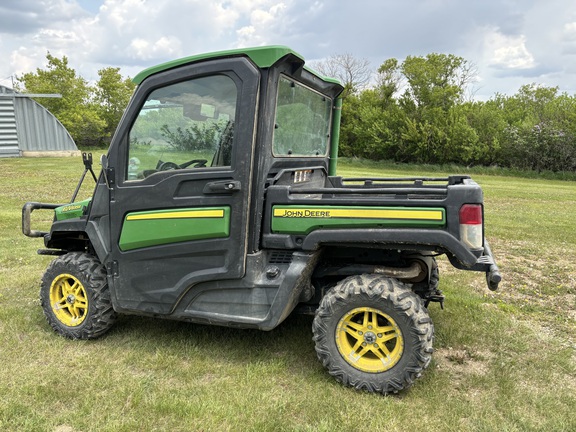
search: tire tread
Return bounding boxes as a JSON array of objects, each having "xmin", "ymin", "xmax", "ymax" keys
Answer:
[
  {"xmin": 40, "ymin": 252, "xmax": 117, "ymax": 340},
  {"xmin": 312, "ymin": 274, "xmax": 434, "ymax": 394}
]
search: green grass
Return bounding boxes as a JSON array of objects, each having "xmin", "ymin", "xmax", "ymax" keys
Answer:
[{"xmin": 1, "ymin": 155, "xmax": 575, "ymax": 431}]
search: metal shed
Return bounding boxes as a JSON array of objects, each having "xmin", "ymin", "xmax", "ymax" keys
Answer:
[{"xmin": 0, "ymin": 85, "xmax": 78, "ymax": 157}]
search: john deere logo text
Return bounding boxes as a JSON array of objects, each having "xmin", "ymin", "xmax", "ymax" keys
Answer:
[
  {"xmin": 277, "ymin": 209, "xmax": 331, "ymax": 218},
  {"xmin": 61, "ymin": 204, "xmax": 82, "ymax": 213}
]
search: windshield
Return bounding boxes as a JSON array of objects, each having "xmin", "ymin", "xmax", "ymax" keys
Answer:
[{"xmin": 272, "ymin": 76, "xmax": 332, "ymax": 157}]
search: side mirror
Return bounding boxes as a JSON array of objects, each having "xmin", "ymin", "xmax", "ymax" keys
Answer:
[{"xmin": 100, "ymin": 154, "xmax": 108, "ymax": 169}]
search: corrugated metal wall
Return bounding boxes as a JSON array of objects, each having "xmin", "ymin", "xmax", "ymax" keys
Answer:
[
  {"xmin": 0, "ymin": 85, "xmax": 77, "ymax": 157},
  {"xmin": 14, "ymin": 96, "xmax": 77, "ymax": 152},
  {"xmin": 0, "ymin": 94, "xmax": 19, "ymax": 157}
]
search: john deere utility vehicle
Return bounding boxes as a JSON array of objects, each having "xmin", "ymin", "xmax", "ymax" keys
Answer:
[{"xmin": 23, "ymin": 46, "xmax": 500, "ymax": 394}]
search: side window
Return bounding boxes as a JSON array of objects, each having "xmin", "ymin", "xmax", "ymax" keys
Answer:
[
  {"xmin": 127, "ymin": 75, "xmax": 237, "ymax": 180},
  {"xmin": 272, "ymin": 76, "xmax": 332, "ymax": 157}
]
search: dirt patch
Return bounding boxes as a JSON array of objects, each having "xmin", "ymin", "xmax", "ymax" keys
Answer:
[
  {"xmin": 491, "ymin": 238, "xmax": 576, "ymax": 294},
  {"xmin": 438, "ymin": 239, "xmax": 576, "ymax": 337},
  {"xmin": 434, "ymin": 346, "xmax": 492, "ymax": 378}
]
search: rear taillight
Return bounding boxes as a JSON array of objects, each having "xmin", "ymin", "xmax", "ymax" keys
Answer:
[{"xmin": 459, "ymin": 204, "xmax": 483, "ymax": 249}]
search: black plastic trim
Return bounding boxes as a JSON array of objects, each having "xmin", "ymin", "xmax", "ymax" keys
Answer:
[{"xmin": 298, "ymin": 228, "xmax": 482, "ymax": 267}]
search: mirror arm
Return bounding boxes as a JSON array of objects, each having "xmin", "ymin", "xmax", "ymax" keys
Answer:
[{"xmin": 100, "ymin": 154, "xmax": 113, "ymax": 190}]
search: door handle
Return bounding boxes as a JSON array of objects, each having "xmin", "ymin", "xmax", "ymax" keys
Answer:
[{"xmin": 203, "ymin": 180, "xmax": 241, "ymax": 194}]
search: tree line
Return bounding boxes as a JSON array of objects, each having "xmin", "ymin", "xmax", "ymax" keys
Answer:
[
  {"xmin": 18, "ymin": 52, "xmax": 576, "ymax": 172},
  {"xmin": 314, "ymin": 53, "xmax": 576, "ymax": 173}
]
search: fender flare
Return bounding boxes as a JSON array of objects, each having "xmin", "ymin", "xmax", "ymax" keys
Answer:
[{"xmin": 300, "ymin": 228, "xmax": 481, "ymax": 268}]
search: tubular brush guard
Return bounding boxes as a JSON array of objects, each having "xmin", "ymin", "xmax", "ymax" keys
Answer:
[{"xmin": 22, "ymin": 202, "xmax": 62, "ymax": 238}]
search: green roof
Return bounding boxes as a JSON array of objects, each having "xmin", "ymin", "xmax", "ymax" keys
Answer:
[{"xmin": 132, "ymin": 45, "xmax": 340, "ymax": 86}]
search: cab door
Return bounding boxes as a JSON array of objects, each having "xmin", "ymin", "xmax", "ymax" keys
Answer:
[{"xmin": 106, "ymin": 57, "xmax": 260, "ymax": 314}]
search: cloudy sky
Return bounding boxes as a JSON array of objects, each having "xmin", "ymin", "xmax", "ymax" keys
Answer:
[{"xmin": 1, "ymin": 0, "xmax": 575, "ymax": 99}]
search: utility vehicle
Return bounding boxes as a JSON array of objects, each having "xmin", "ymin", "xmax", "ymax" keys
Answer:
[{"xmin": 23, "ymin": 46, "xmax": 500, "ymax": 393}]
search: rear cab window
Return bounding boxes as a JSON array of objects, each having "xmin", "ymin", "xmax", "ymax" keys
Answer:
[{"xmin": 272, "ymin": 76, "xmax": 332, "ymax": 158}]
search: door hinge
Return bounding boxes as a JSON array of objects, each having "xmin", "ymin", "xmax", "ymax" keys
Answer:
[
  {"xmin": 107, "ymin": 260, "xmax": 119, "ymax": 277},
  {"xmin": 106, "ymin": 167, "xmax": 115, "ymax": 186}
]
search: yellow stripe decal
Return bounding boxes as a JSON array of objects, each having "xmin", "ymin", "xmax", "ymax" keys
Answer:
[
  {"xmin": 273, "ymin": 208, "xmax": 443, "ymax": 221},
  {"xmin": 126, "ymin": 209, "xmax": 225, "ymax": 221}
]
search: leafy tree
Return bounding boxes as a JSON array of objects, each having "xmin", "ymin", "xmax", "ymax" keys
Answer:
[
  {"xmin": 340, "ymin": 90, "xmax": 406, "ymax": 160},
  {"xmin": 94, "ymin": 67, "xmax": 135, "ymax": 139},
  {"xmin": 16, "ymin": 53, "xmax": 134, "ymax": 147},
  {"xmin": 460, "ymin": 100, "xmax": 506, "ymax": 165},
  {"xmin": 375, "ymin": 58, "xmax": 403, "ymax": 104},
  {"xmin": 396, "ymin": 53, "xmax": 478, "ymax": 164},
  {"xmin": 493, "ymin": 85, "xmax": 576, "ymax": 171},
  {"xmin": 16, "ymin": 53, "xmax": 107, "ymax": 146},
  {"xmin": 338, "ymin": 52, "xmax": 576, "ymax": 172},
  {"xmin": 338, "ymin": 93, "xmax": 361, "ymax": 157},
  {"xmin": 400, "ymin": 53, "xmax": 474, "ymax": 111},
  {"xmin": 16, "ymin": 53, "xmax": 89, "ymax": 115}
]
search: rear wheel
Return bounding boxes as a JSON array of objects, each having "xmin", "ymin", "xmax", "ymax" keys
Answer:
[
  {"xmin": 312, "ymin": 274, "xmax": 434, "ymax": 394},
  {"xmin": 40, "ymin": 252, "xmax": 117, "ymax": 339}
]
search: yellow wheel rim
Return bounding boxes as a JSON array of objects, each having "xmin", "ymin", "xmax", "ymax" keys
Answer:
[
  {"xmin": 336, "ymin": 307, "xmax": 404, "ymax": 373},
  {"xmin": 49, "ymin": 273, "xmax": 88, "ymax": 327}
]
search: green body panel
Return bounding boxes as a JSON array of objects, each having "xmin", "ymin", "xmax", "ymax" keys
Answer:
[
  {"xmin": 55, "ymin": 198, "xmax": 92, "ymax": 221},
  {"xmin": 271, "ymin": 205, "xmax": 446, "ymax": 235},
  {"xmin": 133, "ymin": 45, "xmax": 340, "ymax": 86},
  {"xmin": 119, "ymin": 207, "xmax": 231, "ymax": 251},
  {"xmin": 134, "ymin": 46, "xmax": 302, "ymax": 84}
]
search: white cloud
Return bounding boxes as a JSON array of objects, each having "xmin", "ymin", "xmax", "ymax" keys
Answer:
[
  {"xmin": 485, "ymin": 30, "xmax": 536, "ymax": 70},
  {"xmin": 9, "ymin": 47, "xmax": 41, "ymax": 77},
  {"xmin": 562, "ymin": 22, "xmax": 576, "ymax": 54},
  {"xmin": 2, "ymin": 0, "xmax": 576, "ymax": 97},
  {"xmin": 227, "ymin": 0, "xmax": 274, "ymax": 16},
  {"xmin": 85, "ymin": 0, "xmax": 246, "ymax": 66},
  {"xmin": 236, "ymin": 2, "xmax": 289, "ymax": 47},
  {"xmin": 563, "ymin": 22, "xmax": 576, "ymax": 38},
  {"xmin": 127, "ymin": 36, "xmax": 183, "ymax": 60}
]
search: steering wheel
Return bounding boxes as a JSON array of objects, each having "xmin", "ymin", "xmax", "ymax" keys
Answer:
[
  {"xmin": 158, "ymin": 161, "xmax": 180, "ymax": 171},
  {"xmin": 179, "ymin": 159, "xmax": 208, "ymax": 168},
  {"xmin": 157, "ymin": 159, "xmax": 209, "ymax": 172}
]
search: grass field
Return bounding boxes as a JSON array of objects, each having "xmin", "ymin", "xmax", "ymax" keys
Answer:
[{"xmin": 1, "ymin": 154, "xmax": 575, "ymax": 431}]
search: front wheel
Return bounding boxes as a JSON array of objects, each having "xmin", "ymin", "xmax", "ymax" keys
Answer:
[
  {"xmin": 312, "ymin": 274, "xmax": 434, "ymax": 394},
  {"xmin": 40, "ymin": 252, "xmax": 117, "ymax": 339}
]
